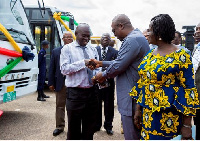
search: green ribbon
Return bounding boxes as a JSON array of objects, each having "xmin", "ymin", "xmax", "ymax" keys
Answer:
[
  {"xmin": 0, "ymin": 57, "xmax": 22, "ymax": 78},
  {"xmin": 61, "ymin": 16, "xmax": 79, "ymax": 26}
]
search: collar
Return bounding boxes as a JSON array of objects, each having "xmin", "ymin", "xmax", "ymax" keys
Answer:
[
  {"xmin": 100, "ymin": 45, "xmax": 108, "ymax": 50},
  {"xmin": 74, "ymin": 41, "xmax": 89, "ymax": 48},
  {"xmin": 41, "ymin": 48, "xmax": 46, "ymax": 52}
]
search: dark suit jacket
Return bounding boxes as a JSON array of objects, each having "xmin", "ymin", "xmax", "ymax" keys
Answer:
[
  {"xmin": 96, "ymin": 46, "xmax": 118, "ymax": 62},
  {"xmin": 96, "ymin": 46, "xmax": 118, "ymax": 85},
  {"xmin": 48, "ymin": 46, "xmax": 65, "ymax": 92}
]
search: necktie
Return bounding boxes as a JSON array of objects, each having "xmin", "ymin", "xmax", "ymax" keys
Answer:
[
  {"xmin": 81, "ymin": 47, "xmax": 93, "ymax": 85},
  {"xmin": 102, "ymin": 48, "xmax": 106, "ymax": 60}
]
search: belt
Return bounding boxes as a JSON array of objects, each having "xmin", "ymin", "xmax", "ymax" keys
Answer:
[{"xmin": 68, "ymin": 86, "xmax": 94, "ymax": 91}]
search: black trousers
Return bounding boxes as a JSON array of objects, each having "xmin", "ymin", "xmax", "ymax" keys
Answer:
[
  {"xmin": 66, "ymin": 87, "xmax": 98, "ymax": 140},
  {"xmin": 194, "ymin": 109, "xmax": 200, "ymax": 140},
  {"xmin": 95, "ymin": 79, "xmax": 114, "ymax": 130}
]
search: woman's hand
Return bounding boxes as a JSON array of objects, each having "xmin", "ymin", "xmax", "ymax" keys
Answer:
[
  {"xmin": 134, "ymin": 104, "xmax": 142, "ymax": 130},
  {"xmin": 181, "ymin": 126, "xmax": 193, "ymax": 140},
  {"xmin": 181, "ymin": 115, "xmax": 193, "ymax": 140}
]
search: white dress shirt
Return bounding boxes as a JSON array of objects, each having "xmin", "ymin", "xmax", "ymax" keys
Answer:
[
  {"xmin": 192, "ymin": 42, "xmax": 200, "ymax": 73},
  {"xmin": 60, "ymin": 41, "xmax": 99, "ymax": 88}
]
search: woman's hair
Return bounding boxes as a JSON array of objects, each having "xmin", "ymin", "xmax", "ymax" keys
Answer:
[{"xmin": 151, "ymin": 14, "xmax": 175, "ymax": 44}]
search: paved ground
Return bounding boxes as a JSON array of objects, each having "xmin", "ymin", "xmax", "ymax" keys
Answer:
[{"xmin": 0, "ymin": 90, "xmax": 124, "ymax": 140}]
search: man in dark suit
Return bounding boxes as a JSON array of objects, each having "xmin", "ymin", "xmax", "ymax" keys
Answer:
[
  {"xmin": 95, "ymin": 33, "xmax": 118, "ymax": 135},
  {"xmin": 48, "ymin": 32, "xmax": 73, "ymax": 136}
]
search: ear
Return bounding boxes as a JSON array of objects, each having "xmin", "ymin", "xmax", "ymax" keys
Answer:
[{"xmin": 119, "ymin": 23, "xmax": 124, "ymax": 30}]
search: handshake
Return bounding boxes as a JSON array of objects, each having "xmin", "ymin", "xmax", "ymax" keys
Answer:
[
  {"xmin": 84, "ymin": 59, "xmax": 106, "ymax": 85},
  {"xmin": 84, "ymin": 59, "xmax": 102, "ymax": 70}
]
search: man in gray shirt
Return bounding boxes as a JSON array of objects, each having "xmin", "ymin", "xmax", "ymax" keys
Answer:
[{"xmin": 90, "ymin": 14, "xmax": 149, "ymax": 140}]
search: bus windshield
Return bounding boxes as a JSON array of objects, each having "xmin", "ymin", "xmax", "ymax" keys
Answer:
[{"xmin": 0, "ymin": 0, "xmax": 34, "ymax": 45}]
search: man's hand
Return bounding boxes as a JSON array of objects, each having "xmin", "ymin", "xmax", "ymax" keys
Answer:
[
  {"xmin": 49, "ymin": 85, "xmax": 55, "ymax": 91},
  {"xmin": 85, "ymin": 59, "xmax": 96, "ymax": 70},
  {"xmin": 134, "ymin": 104, "xmax": 142, "ymax": 130},
  {"xmin": 90, "ymin": 59, "xmax": 103, "ymax": 69},
  {"xmin": 92, "ymin": 72, "xmax": 106, "ymax": 84}
]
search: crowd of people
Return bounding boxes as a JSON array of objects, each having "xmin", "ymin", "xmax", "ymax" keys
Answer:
[{"xmin": 37, "ymin": 13, "xmax": 200, "ymax": 140}]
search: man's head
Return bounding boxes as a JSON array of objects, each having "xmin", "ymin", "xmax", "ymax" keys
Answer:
[
  {"xmin": 100, "ymin": 33, "xmax": 111, "ymax": 48},
  {"xmin": 143, "ymin": 29, "xmax": 150, "ymax": 41},
  {"xmin": 111, "ymin": 14, "xmax": 133, "ymax": 41},
  {"xmin": 63, "ymin": 32, "xmax": 73, "ymax": 45},
  {"xmin": 41, "ymin": 40, "xmax": 49, "ymax": 50},
  {"xmin": 194, "ymin": 23, "xmax": 200, "ymax": 43},
  {"xmin": 75, "ymin": 23, "xmax": 91, "ymax": 46},
  {"xmin": 171, "ymin": 31, "xmax": 181, "ymax": 45}
]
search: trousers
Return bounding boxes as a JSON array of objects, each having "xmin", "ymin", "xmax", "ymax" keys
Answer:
[
  {"xmin": 121, "ymin": 114, "xmax": 141, "ymax": 140},
  {"xmin": 55, "ymin": 85, "xmax": 67, "ymax": 130},
  {"xmin": 95, "ymin": 79, "xmax": 114, "ymax": 130},
  {"xmin": 66, "ymin": 87, "xmax": 98, "ymax": 140}
]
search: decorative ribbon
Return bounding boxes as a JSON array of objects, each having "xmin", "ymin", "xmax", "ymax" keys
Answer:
[
  {"xmin": 53, "ymin": 12, "xmax": 76, "ymax": 40},
  {"xmin": 0, "ymin": 47, "xmax": 22, "ymax": 57},
  {"xmin": 0, "ymin": 23, "xmax": 22, "ymax": 53},
  {"xmin": 61, "ymin": 16, "xmax": 79, "ymax": 26},
  {"xmin": 0, "ymin": 110, "xmax": 3, "ymax": 117},
  {"xmin": 0, "ymin": 22, "xmax": 35, "ymax": 78},
  {"xmin": 0, "ymin": 57, "xmax": 22, "ymax": 78}
]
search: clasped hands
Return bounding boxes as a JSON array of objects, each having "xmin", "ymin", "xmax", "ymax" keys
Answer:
[{"xmin": 84, "ymin": 59, "xmax": 106, "ymax": 84}]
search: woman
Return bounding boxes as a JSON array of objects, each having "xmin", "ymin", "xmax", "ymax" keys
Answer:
[{"xmin": 129, "ymin": 14, "xmax": 200, "ymax": 140}]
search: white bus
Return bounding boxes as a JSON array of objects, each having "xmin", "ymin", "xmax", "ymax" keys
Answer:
[
  {"xmin": 0, "ymin": 0, "xmax": 38, "ymax": 103},
  {"xmin": 24, "ymin": 6, "xmax": 77, "ymax": 79}
]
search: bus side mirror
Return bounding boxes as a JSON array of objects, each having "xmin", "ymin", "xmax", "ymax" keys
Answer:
[{"xmin": 69, "ymin": 18, "xmax": 74, "ymax": 30}]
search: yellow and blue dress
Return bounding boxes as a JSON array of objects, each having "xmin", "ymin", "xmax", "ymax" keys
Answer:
[{"xmin": 129, "ymin": 49, "xmax": 200, "ymax": 140}]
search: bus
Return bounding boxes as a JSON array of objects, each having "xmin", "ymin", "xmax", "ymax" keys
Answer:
[
  {"xmin": 0, "ymin": 0, "xmax": 38, "ymax": 104},
  {"xmin": 24, "ymin": 6, "xmax": 77, "ymax": 79}
]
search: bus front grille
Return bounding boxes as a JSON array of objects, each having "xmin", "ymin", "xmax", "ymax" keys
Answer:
[{"xmin": 0, "ymin": 77, "xmax": 30, "ymax": 92}]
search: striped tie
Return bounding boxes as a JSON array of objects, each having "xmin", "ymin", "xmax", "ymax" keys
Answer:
[
  {"xmin": 102, "ymin": 48, "xmax": 106, "ymax": 60},
  {"xmin": 81, "ymin": 47, "xmax": 93, "ymax": 85}
]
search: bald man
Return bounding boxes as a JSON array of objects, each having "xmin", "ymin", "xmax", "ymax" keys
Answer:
[
  {"xmin": 60, "ymin": 24, "xmax": 99, "ymax": 140},
  {"xmin": 91, "ymin": 14, "xmax": 150, "ymax": 139},
  {"xmin": 48, "ymin": 32, "xmax": 73, "ymax": 136}
]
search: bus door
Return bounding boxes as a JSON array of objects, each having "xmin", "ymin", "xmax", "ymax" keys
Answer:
[{"xmin": 31, "ymin": 23, "xmax": 53, "ymax": 79}]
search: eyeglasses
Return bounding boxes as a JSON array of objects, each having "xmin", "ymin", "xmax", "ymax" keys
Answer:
[
  {"xmin": 112, "ymin": 24, "xmax": 120, "ymax": 34},
  {"xmin": 112, "ymin": 28, "xmax": 116, "ymax": 34},
  {"xmin": 112, "ymin": 22, "xmax": 131, "ymax": 34}
]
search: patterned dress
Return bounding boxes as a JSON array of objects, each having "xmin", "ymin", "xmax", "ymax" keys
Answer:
[{"xmin": 129, "ymin": 49, "xmax": 200, "ymax": 140}]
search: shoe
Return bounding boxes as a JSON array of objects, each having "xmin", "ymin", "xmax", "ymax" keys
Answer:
[
  {"xmin": 37, "ymin": 97, "xmax": 46, "ymax": 101},
  {"xmin": 53, "ymin": 129, "xmax": 63, "ymax": 136},
  {"xmin": 43, "ymin": 94, "xmax": 50, "ymax": 98},
  {"xmin": 106, "ymin": 129, "xmax": 113, "ymax": 135},
  {"xmin": 37, "ymin": 91, "xmax": 46, "ymax": 101},
  {"xmin": 42, "ymin": 91, "xmax": 50, "ymax": 98}
]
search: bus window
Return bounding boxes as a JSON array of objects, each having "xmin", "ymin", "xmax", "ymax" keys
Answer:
[
  {"xmin": 31, "ymin": 9, "xmax": 50, "ymax": 20},
  {"xmin": 54, "ymin": 28, "xmax": 61, "ymax": 48},
  {"xmin": 45, "ymin": 26, "xmax": 51, "ymax": 55},
  {"xmin": 34, "ymin": 26, "xmax": 41, "ymax": 51}
]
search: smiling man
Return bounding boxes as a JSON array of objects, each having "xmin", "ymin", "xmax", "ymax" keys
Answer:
[
  {"xmin": 89, "ymin": 14, "xmax": 150, "ymax": 140},
  {"xmin": 60, "ymin": 23, "xmax": 99, "ymax": 140}
]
